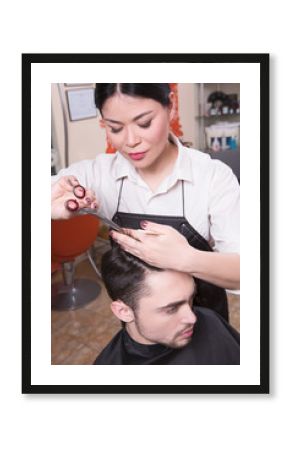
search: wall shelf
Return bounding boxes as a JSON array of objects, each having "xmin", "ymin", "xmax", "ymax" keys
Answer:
[{"xmin": 196, "ymin": 83, "xmax": 240, "ymax": 181}]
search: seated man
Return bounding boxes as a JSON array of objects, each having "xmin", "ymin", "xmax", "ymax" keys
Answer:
[{"xmin": 94, "ymin": 245, "xmax": 240, "ymax": 365}]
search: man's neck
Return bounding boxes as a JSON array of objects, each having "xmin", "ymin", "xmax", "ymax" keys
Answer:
[{"xmin": 125, "ymin": 323, "xmax": 155, "ymax": 346}]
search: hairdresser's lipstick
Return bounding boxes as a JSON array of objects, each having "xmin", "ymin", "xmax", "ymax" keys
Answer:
[{"xmin": 128, "ymin": 151, "xmax": 147, "ymax": 161}]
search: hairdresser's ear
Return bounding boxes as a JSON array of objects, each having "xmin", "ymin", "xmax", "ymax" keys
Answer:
[
  {"xmin": 168, "ymin": 91, "xmax": 177, "ymax": 122},
  {"xmin": 111, "ymin": 300, "xmax": 135, "ymax": 323}
]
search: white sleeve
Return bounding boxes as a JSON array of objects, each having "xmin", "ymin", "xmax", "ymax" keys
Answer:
[
  {"xmin": 51, "ymin": 158, "xmax": 106, "ymax": 210},
  {"xmin": 51, "ymin": 155, "xmax": 119, "ymax": 218},
  {"xmin": 208, "ymin": 160, "xmax": 240, "ymax": 254},
  {"xmin": 51, "ymin": 159, "xmax": 97, "ymax": 188}
]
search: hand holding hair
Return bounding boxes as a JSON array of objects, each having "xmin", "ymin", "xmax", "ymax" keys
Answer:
[{"xmin": 110, "ymin": 221, "xmax": 195, "ymax": 271}]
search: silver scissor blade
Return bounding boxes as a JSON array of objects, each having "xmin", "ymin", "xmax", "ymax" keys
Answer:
[{"xmin": 77, "ymin": 208, "xmax": 124, "ymax": 233}]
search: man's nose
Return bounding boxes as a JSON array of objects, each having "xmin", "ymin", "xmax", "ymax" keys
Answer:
[
  {"xmin": 181, "ymin": 306, "xmax": 197, "ymax": 325},
  {"xmin": 126, "ymin": 127, "xmax": 140, "ymax": 148}
]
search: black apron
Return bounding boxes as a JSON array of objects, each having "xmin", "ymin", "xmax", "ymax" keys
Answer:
[{"xmin": 112, "ymin": 178, "xmax": 229, "ymax": 321}]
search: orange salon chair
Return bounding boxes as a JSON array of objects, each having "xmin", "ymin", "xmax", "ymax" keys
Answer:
[{"xmin": 51, "ymin": 215, "xmax": 101, "ymax": 311}]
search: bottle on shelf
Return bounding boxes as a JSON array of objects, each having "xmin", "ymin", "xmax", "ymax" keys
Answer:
[{"xmin": 211, "ymin": 137, "xmax": 221, "ymax": 152}]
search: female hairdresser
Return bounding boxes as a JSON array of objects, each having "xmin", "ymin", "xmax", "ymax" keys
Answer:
[{"xmin": 51, "ymin": 83, "xmax": 240, "ymax": 321}]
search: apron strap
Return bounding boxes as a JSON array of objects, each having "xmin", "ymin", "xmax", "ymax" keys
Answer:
[
  {"xmin": 181, "ymin": 180, "xmax": 185, "ymax": 217},
  {"xmin": 116, "ymin": 178, "xmax": 125, "ymax": 213}
]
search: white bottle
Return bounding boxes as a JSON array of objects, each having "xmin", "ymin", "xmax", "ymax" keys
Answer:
[{"xmin": 211, "ymin": 137, "xmax": 220, "ymax": 152}]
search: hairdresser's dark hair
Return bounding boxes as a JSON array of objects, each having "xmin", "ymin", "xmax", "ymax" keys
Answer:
[
  {"xmin": 94, "ymin": 83, "xmax": 171, "ymax": 113},
  {"xmin": 101, "ymin": 244, "xmax": 162, "ymax": 311}
]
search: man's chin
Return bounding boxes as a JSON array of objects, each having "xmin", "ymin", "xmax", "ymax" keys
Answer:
[
  {"xmin": 167, "ymin": 328, "xmax": 194, "ymax": 348},
  {"xmin": 165, "ymin": 337, "xmax": 192, "ymax": 349}
]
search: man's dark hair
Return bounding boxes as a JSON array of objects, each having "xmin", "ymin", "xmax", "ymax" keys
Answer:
[
  {"xmin": 95, "ymin": 83, "xmax": 171, "ymax": 113},
  {"xmin": 101, "ymin": 244, "xmax": 162, "ymax": 311}
]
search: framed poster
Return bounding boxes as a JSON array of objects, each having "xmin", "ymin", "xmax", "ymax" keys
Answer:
[
  {"xmin": 22, "ymin": 53, "xmax": 269, "ymax": 394},
  {"xmin": 66, "ymin": 88, "xmax": 97, "ymax": 121}
]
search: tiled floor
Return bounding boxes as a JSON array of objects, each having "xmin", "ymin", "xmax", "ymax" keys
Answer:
[{"xmin": 51, "ymin": 239, "xmax": 240, "ymax": 365}]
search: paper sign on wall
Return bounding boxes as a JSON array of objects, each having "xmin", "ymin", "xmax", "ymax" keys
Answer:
[{"xmin": 66, "ymin": 88, "xmax": 97, "ymax": 121}]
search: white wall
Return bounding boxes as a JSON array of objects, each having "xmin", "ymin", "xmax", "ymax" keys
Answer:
[
  {"xmin": 178, "ymin": 83, "xmax": 200, "ymax": 148},
  {"xmin": 51, "ymin": 83, "xmax": 107, "ymax": 168}
]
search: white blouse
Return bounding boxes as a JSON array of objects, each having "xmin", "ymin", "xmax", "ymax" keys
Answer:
[{"xmin": 52, "ymin": 135, "xmax": 240, "ymax": 255}]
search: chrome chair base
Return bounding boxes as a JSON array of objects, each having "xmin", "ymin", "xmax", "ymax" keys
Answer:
[{"xmin": 51, "ymin": 279, "xmax": 101, "ymax": 311}]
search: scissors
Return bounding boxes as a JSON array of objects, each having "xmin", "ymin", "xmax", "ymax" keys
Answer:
[
  {"xmin": 66, "ymin": 184, "xmax": 125, "ymax": 233},
  {"xmin": 77, "ymin": 208, "xmax": 125, "ymax": 234}
]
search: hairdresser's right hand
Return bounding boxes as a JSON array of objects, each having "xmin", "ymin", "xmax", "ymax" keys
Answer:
[{"xmin": 51, "ymin": 175, "xmax": 99, "ymax": 220}]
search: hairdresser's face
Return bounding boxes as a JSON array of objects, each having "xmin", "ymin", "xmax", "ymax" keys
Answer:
[
  {"xmin": 130, "ymin": 270, "xmax": 197, "ymax": 348},
  {"xmin": 101, "ymin": 93, "xmax": 173, "ymax": 170}
]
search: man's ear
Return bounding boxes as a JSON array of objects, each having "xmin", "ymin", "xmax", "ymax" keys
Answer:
[{"xmin": 111, "ymin": 300, "xmax": 135, "ymax": 323}]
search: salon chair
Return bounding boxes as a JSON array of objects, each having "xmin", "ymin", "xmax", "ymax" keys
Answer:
[{"xmin": 51, "ymin": 215, "xmax": 101, "ymax": 311}]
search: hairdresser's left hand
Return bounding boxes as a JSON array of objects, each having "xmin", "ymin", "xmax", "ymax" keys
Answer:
[{"xmin": 110, "ymin": 221, "xmax": 195, "ymax": 271}]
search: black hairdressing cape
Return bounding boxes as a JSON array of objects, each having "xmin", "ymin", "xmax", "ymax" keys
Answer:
[{"xmin": 93, "ymin": 307, "xmax": 240, "ymax": 365}]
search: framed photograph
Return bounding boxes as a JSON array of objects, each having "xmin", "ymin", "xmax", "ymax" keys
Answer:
[
  {"xmin": 66, "ymin": 88, "xmax": 97, "ymax": 121},
  {"xmin": 22, "ymin": 53, "xmax": 269, "ymax": 394}
]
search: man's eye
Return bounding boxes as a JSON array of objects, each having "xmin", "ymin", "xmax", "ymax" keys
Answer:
[
  {"xmin": 166, "ymin": 306, "xmax": 178, "ymax": 315},
  {"xmin": 110, "ymin": 127, "xmax": 123, "ymax": 134},
  {"xmin": 189, "ymin": 295, "xmax": 195, "ymax": 307},
  {"xmin": 138, "ymin": 120, "xmax": 152, "ymax": 129}
]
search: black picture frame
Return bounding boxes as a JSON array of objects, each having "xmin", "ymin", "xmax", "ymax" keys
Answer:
[{"xmin": 22, "ymin": 53, "xmax": 269, "ymax": 394}]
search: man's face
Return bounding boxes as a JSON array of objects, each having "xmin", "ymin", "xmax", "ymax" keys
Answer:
[{"xmin": 128, "ymin": 270, "xmax": 197, "ymax": 349}]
